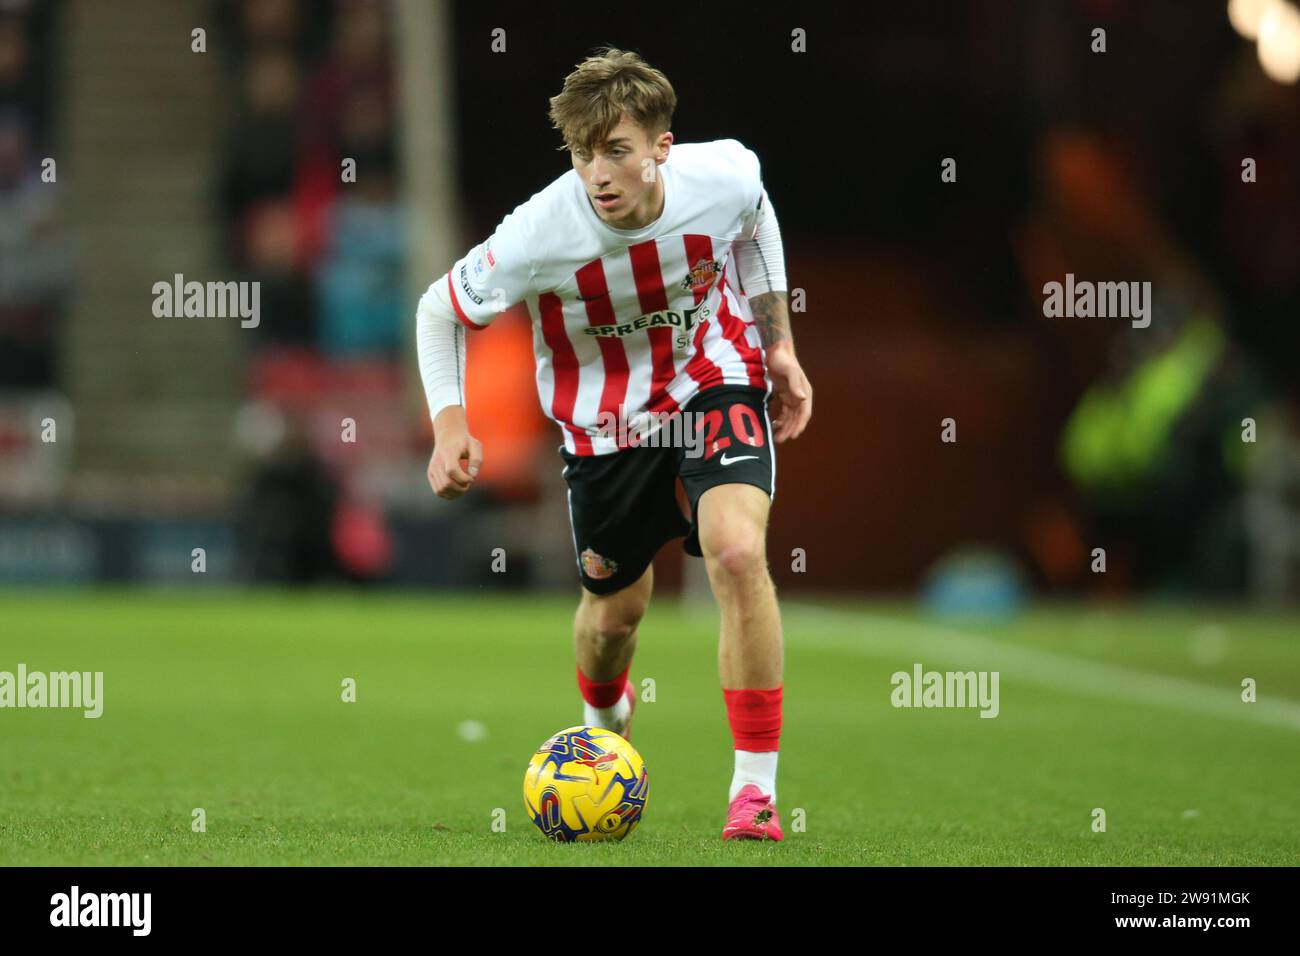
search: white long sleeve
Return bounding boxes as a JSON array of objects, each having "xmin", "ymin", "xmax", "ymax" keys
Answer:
[
  {"xmin": 415, "ymin": 277, "xmax": 467, "ymax": 424},
  {"xmin": 733, "ymin": 188, "xmax": 787, "ymax": 296}
]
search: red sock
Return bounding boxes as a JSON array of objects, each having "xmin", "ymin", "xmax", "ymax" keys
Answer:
[
  {"xmin": 723, "ymin": 685, "xmax": 782, "ymax": 751},
  {"xmin": 577, "ymin": 665, "xmax": 629, "ymax": 708}
]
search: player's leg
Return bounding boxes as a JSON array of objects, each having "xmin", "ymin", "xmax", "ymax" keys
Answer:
[
  {"xmin": 678, "ymin": 384, "xmax": 784, "ymax": 839},
  {"xmin": 561, "ymin": 443, "xmax": 690, "ymax": 739},
  {"xmin": 696, "ymin": 484, "xmax": 784, "ymax": 820},
  {"xmin": 573, "ymin": 565, "xmax": 652, "ymax": 736},
  {"xmin": 699, "ymin": 486, "xmax": 782, "ymax": 691}
]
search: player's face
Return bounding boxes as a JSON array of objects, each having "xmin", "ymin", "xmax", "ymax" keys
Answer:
[{"xmin": 572, "ymin": 115, "xmax": 672, "ymax": 229}]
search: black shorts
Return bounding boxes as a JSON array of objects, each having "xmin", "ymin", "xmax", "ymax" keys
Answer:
[{"xmin": 560, "ymin": 385, "xmax": 776, "ymax": 595}]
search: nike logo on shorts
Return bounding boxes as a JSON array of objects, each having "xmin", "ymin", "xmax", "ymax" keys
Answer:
[{"xmin": 719, "ymin": 453, "xmax": 760, "ymax": 466}]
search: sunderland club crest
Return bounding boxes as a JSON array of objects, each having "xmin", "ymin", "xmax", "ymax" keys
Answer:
[
  {"xmin": 580, "ymin": 548, "xmax": 618, "ymax": 580},
  {"xmin": 680, "ymin": 257, "xmax": 722, "ymax": 294}
]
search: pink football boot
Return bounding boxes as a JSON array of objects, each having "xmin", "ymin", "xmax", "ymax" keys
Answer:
[{"xmin": 722, "ymin": 784, "xmax": 784, "ymax": 841}]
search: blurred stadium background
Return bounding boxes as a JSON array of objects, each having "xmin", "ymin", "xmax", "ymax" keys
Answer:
[
  {"xmin": 1, "ymin": 0, "xmax": 1298, "ymax": 603},
  {"xmin": 3, "ymin": 0, "xmax": 1300, "ymax": 868}
]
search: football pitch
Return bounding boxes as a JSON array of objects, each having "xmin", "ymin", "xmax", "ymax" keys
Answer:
[{"xmin": 1, "ymin": 591, "xmax": 1297, "ymax": 866}]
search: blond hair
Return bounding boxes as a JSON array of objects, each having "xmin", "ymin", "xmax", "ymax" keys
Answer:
[{"xmin": 547, "ymin": 47, "xmax": 676, "ymax": 153}]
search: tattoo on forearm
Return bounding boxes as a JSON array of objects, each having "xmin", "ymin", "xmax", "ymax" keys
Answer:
[{"xmin": 749, "ymin": 291, "xmax": 793, "ymax": 348}]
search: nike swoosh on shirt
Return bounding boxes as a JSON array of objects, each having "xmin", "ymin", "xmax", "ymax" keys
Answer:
[{"xmin": 719, "ymin": 454, "xmax": 760, "ymax": 466}]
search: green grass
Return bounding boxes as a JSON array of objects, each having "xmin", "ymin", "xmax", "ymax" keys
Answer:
[{"xmin": 1, "ymin": 590, "xmax": 1297, "ymax": 865}]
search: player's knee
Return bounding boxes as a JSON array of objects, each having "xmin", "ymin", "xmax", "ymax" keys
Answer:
[
  {"xmin": 702, "ymin": 529, "xmax": 767, "ymax": 585},
  {"xmin": 595, "ymin": 611, "xmax": 640, "ymax": 644},
  {"xmin": 580, "ymin": 591, "xmax": 646, "ymax": 644}
]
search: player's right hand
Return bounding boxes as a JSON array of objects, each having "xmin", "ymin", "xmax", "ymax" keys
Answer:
[{"xmin": 427, "ymin": 409, "xmax": 483, "ymax": 500}]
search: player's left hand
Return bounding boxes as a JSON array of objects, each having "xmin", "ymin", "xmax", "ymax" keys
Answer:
[{"xmin": 767, "ymin": 344, "xmax": 812, "ymax": 442}]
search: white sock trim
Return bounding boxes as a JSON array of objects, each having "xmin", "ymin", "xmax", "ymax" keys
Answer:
[
  {"xmin": 730, "ymin": 749, "xmax": 778, "ymax": 804},
  {"xmin": 584, "ymin": 692, "xmax": 631, "ymax": 734}
]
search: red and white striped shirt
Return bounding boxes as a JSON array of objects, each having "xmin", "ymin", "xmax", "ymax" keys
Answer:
[{"xmin": 432, "ymin": 139, "xmax": 778, "ymax": 456}]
